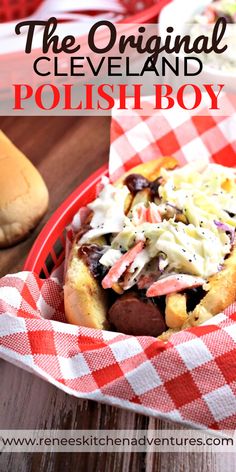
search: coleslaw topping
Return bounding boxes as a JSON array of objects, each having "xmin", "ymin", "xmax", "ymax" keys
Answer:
[{"xmin": 80, "ymin": 162, "xmax": 236, "ymax": 293}]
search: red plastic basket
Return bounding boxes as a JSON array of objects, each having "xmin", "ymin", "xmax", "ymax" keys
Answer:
[{"xmin": 0, "ymin": 0, "xmax": 43, "ymax": 22}]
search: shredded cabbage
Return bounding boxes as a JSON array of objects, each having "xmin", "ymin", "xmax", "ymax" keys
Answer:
[{"xmin": 82, "ymin": 163, "xmax": 236, "ymax": 285}]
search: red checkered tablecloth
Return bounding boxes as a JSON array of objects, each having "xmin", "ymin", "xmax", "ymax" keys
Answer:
[
  {"xmin": 109, "ymin": 99, "xmax": 236, "ymax": 182},
  {"xmin": 1, "ymin": 97, "xmax": 236, "ymax": 430}
]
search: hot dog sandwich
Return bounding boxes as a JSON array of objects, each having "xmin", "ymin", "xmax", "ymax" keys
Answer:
[{"xmin": 64, "ymin": 158, "xmax": 236, "ymax": 339}]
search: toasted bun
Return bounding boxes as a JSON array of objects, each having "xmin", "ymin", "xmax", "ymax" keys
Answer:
[
  {"xmin": 64, "ymin": 240, "xmax": 109, "ymax": 330},
  {"xmin": 0, "ymin": 131, "xmax": 49, "ymax": 247}
]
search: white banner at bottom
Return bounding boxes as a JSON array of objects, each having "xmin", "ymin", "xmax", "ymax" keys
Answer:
[{"xmin": 0, "ymin": 430, "xmax": 235, "ymax": 453}]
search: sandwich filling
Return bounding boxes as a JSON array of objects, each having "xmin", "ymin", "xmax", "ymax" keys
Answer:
[{"xmin": 79, "ymin": 162, "xmax": 236, "ymax": 298}]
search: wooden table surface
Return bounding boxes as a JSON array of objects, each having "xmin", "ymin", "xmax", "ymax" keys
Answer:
[{"xmin": 0, "ymin": 116, "xmax": 235, "ymax": 472}]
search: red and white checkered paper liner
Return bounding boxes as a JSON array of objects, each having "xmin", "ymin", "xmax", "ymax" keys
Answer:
[{"xmin": 1, "ymin": 97, "xmax": 236, "ymax": 430}]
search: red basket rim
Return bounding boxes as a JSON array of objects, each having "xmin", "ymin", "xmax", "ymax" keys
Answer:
[{"xmin": 24, "ymin": 164, "xmax": 108, "ymax": 274}]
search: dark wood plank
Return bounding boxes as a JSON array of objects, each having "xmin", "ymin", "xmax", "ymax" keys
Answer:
[
  {"xmin": 0, "ymin": 116, "xmax": 233, "ymax": 472},
  {"xmin": 0, "ymin": 116, "xmax": 110, "ymax": 276}
]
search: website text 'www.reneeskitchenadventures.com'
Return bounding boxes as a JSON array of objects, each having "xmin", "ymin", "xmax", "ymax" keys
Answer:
[{"xmin": 0, "ymin": 430, "xmax": 235, "ymax": 453}]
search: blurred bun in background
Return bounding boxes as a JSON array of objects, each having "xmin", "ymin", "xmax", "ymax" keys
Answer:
[{"xmin": 0, "ymin": 131, "xmax": 49, "ymax": 248}]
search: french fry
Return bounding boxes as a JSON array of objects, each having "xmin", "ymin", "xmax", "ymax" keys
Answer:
[
  {"xmin": 128, "ymin": 188, "xmax": 151, "ymax": 217},
  {"xmin": 221, "ymin": 178, "xmax": 236, "ymax": 194},
  {"xmin": 115, "ymin": 156, "xmax": 178, "ymax": 187},
  {"xmin": 175, "ymin": 213, "xmax": 188, "ymax": 224},
  {"xmin": 124, "ymin": 193, "xmax": 133, "ymax": 215},
  {"xmin": 111, "ymin": 283, "xmax": 124, "ymax": 295},
  {"xmin": 154, "ymin": 196, "xmax": 161, "ymax": 206},
  {"xmin": 165, "ymin": 293, "xmax": 188, "ymax": 329}
]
